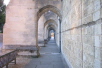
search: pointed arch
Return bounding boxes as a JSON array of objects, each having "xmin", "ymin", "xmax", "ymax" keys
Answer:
[
  {"xmin": 44, "ymin": 19, "xmax": 58, "ymax": 28},
  {"xmin": 36, "ymin": 5, "xmax": 62, "ymax": 47},
  {"xmin": 47, "ymin": 24, "xmax": 56, "ymax": 31},
  {"xmin": 37, "ymin": 5, "xmax": 62, "ymax": 21}
]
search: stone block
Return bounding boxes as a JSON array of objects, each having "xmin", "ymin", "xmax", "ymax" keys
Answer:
[
  {"xmin": 93, "ymin": 10, "xmax": 100, "ymax": 21},
  {"xmin": 83, "ymin": 53, "xmax": 94, "ymax": 68},
  {"xmin": 94, "ymin": 0, "xmax": 101, "ymax": 11},
  {"xmin": 94, "ymin": 59, "xmax": 102, "ymax": 68},
  {"xmin": 95, "ymin": 24, "xmax": 101, "ymax": 35},
  {"xmin": 95, "ymin": 36, "xmax": 101, "ymax": 47},
  {"xmin": 95, "ymin": 47, "xmax": 102, "ymax": 61}
]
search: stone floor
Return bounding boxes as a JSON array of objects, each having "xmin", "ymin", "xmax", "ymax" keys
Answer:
[{"xmin": 4, "ymin": 40, "xmax": 69, "ymax": 68}]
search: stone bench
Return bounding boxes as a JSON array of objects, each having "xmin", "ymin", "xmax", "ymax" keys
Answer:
[
  {"xmin": 4, "ymin": 45, "xmax": 40, "ymax": 57},
  {"xmin": 0, "ymin": 50, "xmax": 17, "ymax": 68},
  {"xmin": 16, "ymin": 46, "xmax": 40, "ymax": 57}
]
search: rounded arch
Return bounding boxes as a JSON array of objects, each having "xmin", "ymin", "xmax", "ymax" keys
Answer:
[
  {"xmin": 47, "ymin": 24, "xmax": 56, "ymax": 28},
  {"xmin": 48, "ymin": 27, "xmax": 55, "ymax": 31},
  {"xmin": 44, "ymin": 19, "xmax": 58, "ymax": 28},
  {"xmin": 47, "ymin": 26, "xmax": 56, "ymax": 40},
  {"xmin": 37, "ymin": 5, "xmax": 62, "ymax": 21},
  {"xmin": 47, "ymin": 25, "xmax": 56, "ymax": 31},
  {"xmin": 44, "ymin": 24, "xmax": 56, "ymax": 40},
  {"xmin": 48, "ymin": 27, "xmax": 55, "ymax": 33}
]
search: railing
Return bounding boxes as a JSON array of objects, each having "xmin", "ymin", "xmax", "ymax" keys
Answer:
[{"xmin": 0, "ymin": 50, "xmax": 17, "ymax": 68}]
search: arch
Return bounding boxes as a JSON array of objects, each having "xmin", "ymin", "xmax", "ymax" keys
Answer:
[
  {"xmin": 37, "ymin": 5, "xmax": 62, "ymax": 21},
  {"xmin": 44, "ymin": 19, "xmax": 58, "ymax": 28},
  {"xmin": 48, "ymin": 27, "xmax": 55, "ymax": 32},
  {"xmin": 47, "ymin": 25, "xmax": 56, "ymax": 31},
  {"xmin": 36, "ymin": 5, "xmax": 62, "ymax": 47},
  {"xmin": 45, "ymin": 23, "xmax": 57, "ymax": 34},
  {"xmin": 44, "ymin": 22, "xmax": 56, "ymax": 40},
  {"xmin": 46, "ymin": 24, "xmax": 56, "ymax": 35},
  {"xmin": 47, "ymin": 26, "xmax": 56, "ymax": 41}
]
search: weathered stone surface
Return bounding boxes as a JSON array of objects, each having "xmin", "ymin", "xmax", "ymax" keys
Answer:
[
  {"xmin": 62, "ymin": 0, "xmax": 102, "ymax": 68},
  {"xmin": 3, "ymin": 0, "xmax": 102, "ymax": 68},
  {"xmin": 3, "ymin": 0, "xmax": 61, "ymax": 48}
]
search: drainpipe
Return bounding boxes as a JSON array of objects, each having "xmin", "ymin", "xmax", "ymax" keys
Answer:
[{"xmin": 59, "ymin": 19, "xmax": 61, "ymax": 53}]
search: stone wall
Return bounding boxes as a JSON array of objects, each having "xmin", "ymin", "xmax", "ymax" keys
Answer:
[
  {"xmin": 38, "ymin": 15, "xmax": 45, "ymax": 42},
  {"xmin": 55, "ymin": 20, "xmax": 60, "ymax": 48},
  {"xmin": 3, "ymin": 0, "xmax": 61, "ymax": 48},
  {"xmin": 62, "ymin": 0, "xmax": 102, "ymax": 68},
  {"xmin": 4, "ymin": 0, "xmax": 37, "ymax": 47}
]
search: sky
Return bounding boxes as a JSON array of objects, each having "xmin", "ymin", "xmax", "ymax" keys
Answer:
[{"xmin": 3, "ymin": 0, "xmax": 10, "ymax": 6}]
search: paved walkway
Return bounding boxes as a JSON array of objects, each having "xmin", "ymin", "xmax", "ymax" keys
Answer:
[
  {"xmin": 8, "ymin": 40, "xmax": 68, "ymax": 68},
  {"xmin": 24, "ymin": 40, "xmax": 68, "ymax": 68}
]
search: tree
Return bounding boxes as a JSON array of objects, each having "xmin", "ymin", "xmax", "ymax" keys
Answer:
[
  {"xmin": 0, "ymin": 0, "xmax": 3, "ymax": 7},
  {"xmin": 0, "ymin": 0, "xmax": 5, "ymax": 33}
]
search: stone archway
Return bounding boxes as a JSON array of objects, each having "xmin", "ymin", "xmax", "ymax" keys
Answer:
[
  {"xmin": 47, "ymin": 25, "xmax": 56, "ymax": 40},
  {"xmin": 44, "ymin": 19, "xmax": 58, "ymax": 28},
  {"xmin": 47, "ymin": 27, "xmax": 55, "ymax": 41},
  {"xmin": 36, "ymin": 5, "xmax": 62, "ymax": 46},
  {"xmin": 44, "ymin": 20, "xmax": 57, "ymax": 41},
  {"xmin": 37, "ymin": 5, "xmax": 62, "ymax": 21}
]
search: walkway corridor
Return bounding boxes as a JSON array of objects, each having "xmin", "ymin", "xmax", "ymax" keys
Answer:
[
  {"xmin": 8, "ymin": 40, "xmax": 68, "ymax": 68},
  {"xmin": 24, "ymin": 40, "xmax": 68, "ymax": 68}
]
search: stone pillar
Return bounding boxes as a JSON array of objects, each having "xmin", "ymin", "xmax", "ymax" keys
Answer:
[
  {"xmin": 3, "ymin": 0, "xmax": 38, "ymax": 49},
  {"xmin": 38, "ymin": 15, "xmax": 45, "ymax": 46}
]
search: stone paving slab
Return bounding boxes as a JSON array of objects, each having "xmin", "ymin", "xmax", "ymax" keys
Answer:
[{"xmin": 36, "ymin": 65, "xmax": 53, "ymax": 68}]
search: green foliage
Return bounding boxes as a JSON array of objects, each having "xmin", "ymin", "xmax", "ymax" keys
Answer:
[
  {"xmin": 0, "ymin": 5, "xmax": 6, "ymax": 33},
  {"xmin": 0, "ymin": 13, "xmax": 5, "ymax": 24}
]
